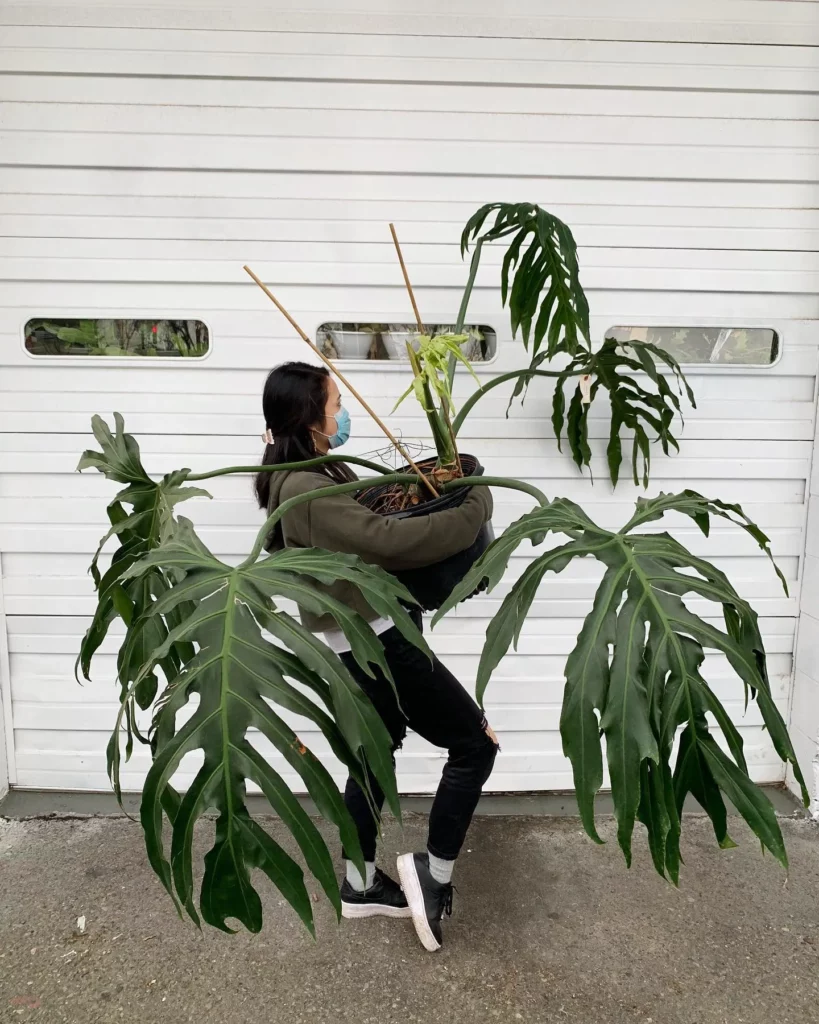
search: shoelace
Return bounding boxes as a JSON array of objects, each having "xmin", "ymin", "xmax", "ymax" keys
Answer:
[{"xmin": 442, "ymin": 884, "xmax": 456, "ymax": 919}]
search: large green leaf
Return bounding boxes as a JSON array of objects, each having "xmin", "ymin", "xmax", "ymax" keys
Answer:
[
  {"xmin": 451, "ymin": 337, "xmax": 696, "ymax": 489},
  {"xmin": 113, "ymin": 517, "xmax": 424, "ymax": 933},
  {"xmin": 78, "ymin": 415, "xmax": 420, "ymax": 934},
  {"xmin": 460, "ymin": 202, "xmax": 590, "ymax": 359},
  {"xmin": 523, "ymin": 337, "xmax": 696, "ymax": 488},
  {"xmin": 456, "ymin": 202, "xmax": 696, "ymax": 488},
  {"xmin": 77, "ymin": 415, "xmax": 210, "ymax": 764},
  {"xmin": 434, "ymin": 490, "xmax": 808, "ymax": 878}
]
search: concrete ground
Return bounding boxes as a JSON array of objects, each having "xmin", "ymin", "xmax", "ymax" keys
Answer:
[{"xmin": 0, "ymin": 811, "xmax": 817, "ymax": 1024}]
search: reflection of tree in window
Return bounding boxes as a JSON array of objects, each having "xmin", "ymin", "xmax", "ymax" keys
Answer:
[
  {"xmin": 24, "ymin": 319, "xmax": 209, "ymax": 358},
  {"xmin": 607, "ymin": 326, "xmax": 777, "ymax": 365}
]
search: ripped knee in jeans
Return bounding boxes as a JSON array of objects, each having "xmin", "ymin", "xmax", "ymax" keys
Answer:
[{"xmin": 479, "ymin": 716, "xmax": 500, "ymax": 751}]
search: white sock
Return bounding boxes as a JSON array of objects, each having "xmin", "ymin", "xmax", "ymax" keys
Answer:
[
  {"xmin": 346, "ymin": 860, "xmax": 376, "ymax": 892},
  {"xmin": 427, "ymin": 852, "xmax": 455, "ymax": 886}
]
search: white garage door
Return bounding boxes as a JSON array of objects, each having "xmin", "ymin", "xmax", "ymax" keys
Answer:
[{"xmin": 0, "ymin": 0, "xmax": 817, "ymax": 793}]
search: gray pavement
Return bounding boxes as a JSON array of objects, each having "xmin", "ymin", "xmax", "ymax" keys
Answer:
[{"xmin": 0, "ymin": 811, "xmax": 817, "ymax": 1024}]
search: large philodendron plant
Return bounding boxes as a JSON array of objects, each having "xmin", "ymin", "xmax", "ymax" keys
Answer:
[
  {"xmin": 79, "ymin": 415, "xmax": 807, "ymax": 931},
  {"xmin": 76, "ymin": 202, "xmax": 807, "ymax": 934}
]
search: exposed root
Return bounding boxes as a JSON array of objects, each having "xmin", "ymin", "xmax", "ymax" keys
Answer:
[
  {"xmin": 362, "ymin": 462, "xmax": 464, "ymax": 515},
  {"xmin": 366, "ymin": 483, "xmax": 420, "ymax": 515}
]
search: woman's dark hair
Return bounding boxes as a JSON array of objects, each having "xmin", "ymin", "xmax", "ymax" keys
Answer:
[{"xmin": 255, "ymin": 361, "xmax": 353, "ymax": 510}]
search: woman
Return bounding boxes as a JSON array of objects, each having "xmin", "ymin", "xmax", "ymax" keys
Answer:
[{"xmin": 256, "ymin": 361, "xmax": 498, "ymax": 952}]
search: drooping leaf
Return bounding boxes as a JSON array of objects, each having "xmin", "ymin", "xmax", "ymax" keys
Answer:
[
  {"xmin": 486, "ymin": 336, "xmax": 695, "ymax": 489},
  {"xmin": 549, "ymin": 338, "xmax": 695, "ymax": 488},
  {"xmin": 461, "ymin": 202, "xmax": 590, "ymax": 359},
  {"xmin": 621, "ymin": 488, "xmax": 788, "ymax": 594},
  {"xmin": 551, "ymin": 371, "xmax": 567, "ymax": 451},
  {"xmin": 637, "ymin": 759, "xmax": 676, "ymax": 879},
  {"xmin": 77, "ymin": 416, "xmax": 212, "ymax": 773},
  {"xmin": 458, "ymin": 204, "xmax": 696, "ymax": 488},
  {"xmin": 434, "ymin": 491, "xmax": 807, "ymax": 877},
  {"xmin": 566, "ymin": 385, "xmax": 593, "ymax": 476},
  {"xmin": 113, "ymin": 516, "xmax": 424, "ymax": 932},
  {"xmin": 78, "ymin": 415, "xmax": 430, "ymax": 934},
  {"xmin": 76, "ymin": 416, "xmax": 210, "ymax": 684}
]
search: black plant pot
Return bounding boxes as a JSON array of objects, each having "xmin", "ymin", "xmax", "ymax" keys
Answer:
[{"xmin": 357, "ymin": 454, "xmax": 494, "ymax": 611}]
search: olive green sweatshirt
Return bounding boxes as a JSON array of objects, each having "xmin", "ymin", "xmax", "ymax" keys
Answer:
[{"xmin": 265, "ymin": 468, "xmax": 493, "ymax": 632}]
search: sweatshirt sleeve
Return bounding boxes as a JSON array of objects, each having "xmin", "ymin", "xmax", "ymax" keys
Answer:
[{"xmin": 282, "ymin": 474, "xmax": 493, "ymax": 572}]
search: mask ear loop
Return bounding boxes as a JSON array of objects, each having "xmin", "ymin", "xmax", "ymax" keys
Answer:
[
  {"xmin": 311, "ymin": 410, "xmax": 342, "ymax": 445},
  {"xmin": 310, "ymin": 428, "xmax": 337, "ymax": 456}
]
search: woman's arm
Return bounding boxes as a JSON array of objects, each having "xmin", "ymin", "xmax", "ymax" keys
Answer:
[{"xmin": 283, "ymin": 473, "xmax": 493, "ymax": 571}]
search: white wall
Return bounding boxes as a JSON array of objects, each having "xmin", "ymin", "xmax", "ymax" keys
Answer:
[
  {"xmin": 790, "ymin": 419, "xmax": 819, "ymax": 814},
  {"xmin": 0, "ymin": 555, "xmax": 11, "ymax": 799},
  {"xmin": 0, "ymin": 0, "xmax": 817, "ymax": 794}
]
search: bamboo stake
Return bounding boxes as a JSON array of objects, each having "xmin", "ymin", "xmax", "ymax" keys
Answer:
[
  {"xmin": 389, "ymin": 223, "xmax": 425, "ymax": 335},
  {"xmin": 388, "ymin": 224, "xmax": 462, "ymax": 476},
  {"xmin": 242, "ymin": 264, "xmax": 438, "ymax": 498}
]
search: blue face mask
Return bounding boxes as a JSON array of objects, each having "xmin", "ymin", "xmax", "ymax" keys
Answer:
[{"xmin": 326, "ymin": 406, "xmax": 351, "ymax": 449}]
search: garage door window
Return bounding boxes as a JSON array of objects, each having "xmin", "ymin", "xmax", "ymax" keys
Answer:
[
  {"xmin": 316, "ymin": 323, "xmax": 496, "ymax": 362},
  {"xmin": 24, "ymin": 319, "xmax": 209, "ymax": 358},
  {"xmin": 606, "ymin": 327, "xmax": 778, "ymax": 366}
]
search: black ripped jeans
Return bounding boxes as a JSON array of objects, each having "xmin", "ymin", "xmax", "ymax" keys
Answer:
[{"xmin": 340, "ymin": 614, "xmax": 498, "ymax": 862}]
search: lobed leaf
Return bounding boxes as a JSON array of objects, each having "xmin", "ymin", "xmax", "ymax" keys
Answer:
[
  {"xmin": 548, "ymin": 338, "xmax": 695, "ymax": 488},
  {"xmin": 79, "ymin": 416, "xmax": 413, "ymax": 934},
  {"xmin": 461, "ymin": 202, "xmax": 590, "ymax": 359},
  {"xmin": 434, "ymin": 490, "xmax": 807, "ymax": 877},
  {"xmin": 115, "ymin": 517, "xmax": 422, "ymax": 932}
]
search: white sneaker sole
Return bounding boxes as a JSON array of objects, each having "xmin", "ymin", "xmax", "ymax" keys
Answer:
[
  {"xmin": 396, "ymin": 853, "xmax": 442, "ymax": 952},
  {"xmin": 341, "ymin": 901, "xmax": 413, "ymax": 920}
]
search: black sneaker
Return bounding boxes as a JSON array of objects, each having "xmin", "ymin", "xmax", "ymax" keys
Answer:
[
  {"xmin": 340, "ymin": 868, "xmax": 412, "ymax": 920},
  {"xmin": 396, "ymin": 852, "xmax": 454, "ymax": 951}
]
